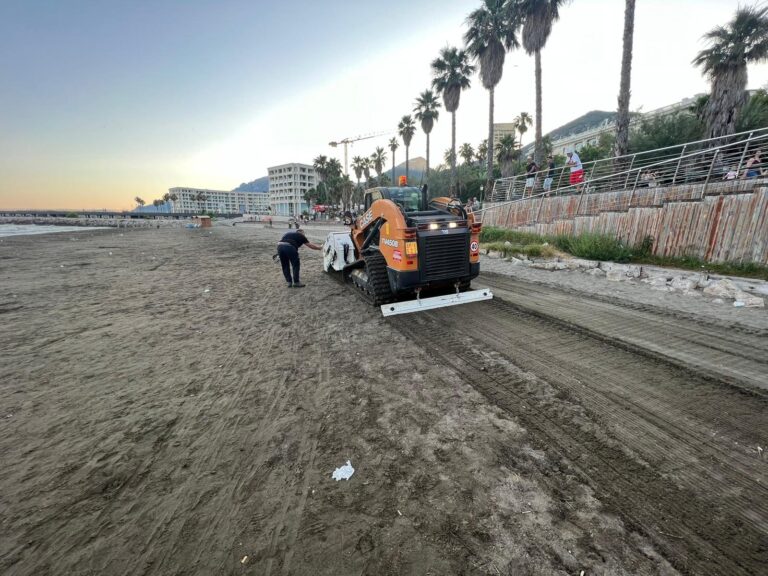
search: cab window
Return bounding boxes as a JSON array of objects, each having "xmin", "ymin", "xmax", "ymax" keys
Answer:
[
  {"xmin": 388, "ymin": 188, "xmax": 421, "ymax": 212},
  {"xmin": 364, "ymin": 190, "xmax": 382, "ymax": 210}
]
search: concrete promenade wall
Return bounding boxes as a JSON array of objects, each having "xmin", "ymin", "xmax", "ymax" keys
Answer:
[{"xmin": 483, "ymin": 180, "xmax": 768, "ymax": 264}]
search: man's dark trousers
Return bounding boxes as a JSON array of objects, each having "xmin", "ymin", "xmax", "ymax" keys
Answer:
[{"xmin": 277, "ymin": 244, "xmax": 300, "ymax": 284}]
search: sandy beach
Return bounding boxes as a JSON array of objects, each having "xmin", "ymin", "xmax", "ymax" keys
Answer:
[{"xmin": 1, "ymin": 224, "xmax": 766, "ymax": 575}]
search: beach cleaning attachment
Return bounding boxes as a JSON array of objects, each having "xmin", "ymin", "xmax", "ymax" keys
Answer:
[{"xmin": 380, "ymin": 286, "xmax": 493, "ymax": 317}]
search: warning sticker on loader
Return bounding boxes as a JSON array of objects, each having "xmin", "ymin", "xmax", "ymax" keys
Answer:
[{"xmin": 470, "ymin": 241, "xmax": 479, "ymax": 252}]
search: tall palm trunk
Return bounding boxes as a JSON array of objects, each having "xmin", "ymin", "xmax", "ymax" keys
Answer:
[
  {"xmin": 426, "ymin": 133, "xmax": 430, "ymax": 182},
  {"xmin": 451, "ymin": 111, "xmax": 457, "ymax": 195},
  {"xmin": 534, "ymin": 50, "xmax": 543, "ymax": 165},
  {"xmin": 391, "ymin": 154, "xmax": 395, "ymax": 184},
  {"xmin": 405, "ymin": 145, "xmax": 410, "ymax": 182},
  {"xmin": 615, "ymin": 0, "xmax": 635, "ymax": 157},
  {"xmin": 486, "ymin": 87, "xmax": 494, "ymax": 197},
  {"xmin": 707, "ymin": 66, "xmax": 748, "ymax": 139}
]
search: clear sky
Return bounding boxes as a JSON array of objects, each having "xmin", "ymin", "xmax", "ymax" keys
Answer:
[{"xmin": 0, "ymin": 0, "xmax": 763, "ymax": 210}]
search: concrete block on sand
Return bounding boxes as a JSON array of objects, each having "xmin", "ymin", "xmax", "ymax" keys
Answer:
[
  {"xmin": 733, "ymin": 291, "xmax": 765, "ymax": 308},
  {"xmin": 587, "ymin": 268, "xmax": 606, "ymax": 277},
  {"xmin": 670, "ymin": 277, "xmax": 697, "ymax": 292},
  {"xmin": 600, "ymin": 262, "xmax": 641, "ymax": 278},
  {"xmin": 599, "ymin": 262, "xmax": 621, "ymax": 272},
  {"xmin": 567, "ymin": 258, "xmax": 599, "ymax": 270},
  {"xmin": 703, "ymin": 279, "xmax": 741, "ymax": 299},
  {"xmin": 531, "ymin": 261, "xmax": 568, "ymax": 271},
  {"xmin": 606, "ymin": 269, "xmax": 626, "ymax": 282}
]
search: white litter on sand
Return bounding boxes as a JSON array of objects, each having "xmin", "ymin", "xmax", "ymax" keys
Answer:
[{"xmin": 332, "ymin": 460, "xmax": 355, "ymax": 481}]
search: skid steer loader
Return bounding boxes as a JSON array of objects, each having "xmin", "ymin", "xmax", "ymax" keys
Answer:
[{"xmin": 323, "ymin": 183, "xmax": 492, "ymax": 316}]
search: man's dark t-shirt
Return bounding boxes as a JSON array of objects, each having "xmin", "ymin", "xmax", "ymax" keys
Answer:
[
  {"xmin": 280, "ymin": 232, "xmax": 309, "ymax": 249},
  {"xmin": 526, "ymin": 162, "xmax": 538, "ymax": 175},
  {"xmin": 547, "ymin": 161, "xmax": 555, "ymax": 178}
]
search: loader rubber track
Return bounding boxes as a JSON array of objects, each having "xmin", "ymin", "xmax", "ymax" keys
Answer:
[{"xmin": 362, "ymin": 251, "xmax": 393, "ymax": 306}]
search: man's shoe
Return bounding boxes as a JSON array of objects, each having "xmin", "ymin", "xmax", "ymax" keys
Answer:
[
  {"xmin": 293, "ymin": 282, "xmax": 306, "ymax": 288},
  {"xmin": 286, "ymin": 283, "xmax": 293, "ymax": 288}
]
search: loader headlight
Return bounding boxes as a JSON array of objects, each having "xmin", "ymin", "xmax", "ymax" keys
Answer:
[
  {"xmin": 448, "ymin": 222, "xmax": 457, "ymax": 228},
  {"xmin": 429, "ymin": 223, "xmax": 439, "ymax": 230},
  {"xmin": 405, "ymin": 241, "xmax": 418, "ymax": 256}
]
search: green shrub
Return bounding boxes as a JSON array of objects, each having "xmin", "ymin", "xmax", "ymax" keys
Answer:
[
  {"xmin": 65, "ymin": 212, "xmax": 79, "ymax": 218},
  {"xmin": 482, "ymin": 241, "xmax": 555, "ymax": 259},
  {"xmin": 480, "ymin": 226, "xmax": 546, "ymax": 245},
  {"xmin": 551, "ymin": 233, "xmax": 634, "ymax": 262},
  {"xmin": 482, "ymin": 228, "xmax": 767, "ymax": 278}
]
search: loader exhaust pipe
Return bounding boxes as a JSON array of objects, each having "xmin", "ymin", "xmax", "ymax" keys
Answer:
[{"xmin": 421, "ymin": 184, "xmax": 428, "ymax": 212}]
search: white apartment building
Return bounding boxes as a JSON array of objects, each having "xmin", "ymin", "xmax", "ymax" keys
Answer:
[
  {"xmin": 167, "ymin": 187, "xmax": 271, "ymax": 215},
  {"xmin": 268, "ymin": 163, "xmax": 316, "ymax": 217},
  {"xmin": 534, "ymin": 94, "xmax": 708, "ymax": 156},
  {"xmin": 493, "ymin": 122, "xmax": 519, "ymax": 148}
]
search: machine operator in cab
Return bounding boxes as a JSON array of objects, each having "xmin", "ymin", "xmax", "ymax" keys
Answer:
[{"xmin": 276, "ymin": 228, "xmax": 321, "ymax": 288}]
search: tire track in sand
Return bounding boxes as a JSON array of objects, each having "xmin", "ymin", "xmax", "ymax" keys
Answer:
[{"xmin": 390, "ymin": 300, "xmax": 768, "ymax": 576}]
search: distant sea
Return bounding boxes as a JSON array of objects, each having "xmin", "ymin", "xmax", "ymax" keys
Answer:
[{"xmin": 0, "ymin": 224, "xmax": 110, "ymax": 238}]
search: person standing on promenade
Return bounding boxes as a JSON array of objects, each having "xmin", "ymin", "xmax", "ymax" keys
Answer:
[
  {"xmin": 524, "ymin": 156, "xmax": 538, "ymax": 197},
  {"xmin": 566, "ymin": 148, "xmax": 584, "ymax": 192},
  {"xmin": 277, "ymin": 228, "xmax": 321, "ymax": 288},
  {"xmin": 742, "ymin": 150, "xmax": 763, "ymax": 179},
  {"xmin": 543, "ymin": 155, "xmax": 556, "ymax": 195}
]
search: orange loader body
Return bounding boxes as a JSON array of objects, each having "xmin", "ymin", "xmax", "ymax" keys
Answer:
[{"xmin": 343, "ymin": 185, "xmax": 482, "ymax": 305}]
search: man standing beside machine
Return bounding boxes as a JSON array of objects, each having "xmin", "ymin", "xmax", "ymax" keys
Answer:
[{"xmin": 276, "ymin": 228, "xmax": 321, "ymax": 288}]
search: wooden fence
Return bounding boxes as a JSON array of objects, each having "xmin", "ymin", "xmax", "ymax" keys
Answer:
[{"xmin": 482, "ymin": 181, "xmax": 768, "ymax": 264}]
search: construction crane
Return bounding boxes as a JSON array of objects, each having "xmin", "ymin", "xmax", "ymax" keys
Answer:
[{"xmin": 329, "ymin": 130, "xmax": 392, "ymax": 175}]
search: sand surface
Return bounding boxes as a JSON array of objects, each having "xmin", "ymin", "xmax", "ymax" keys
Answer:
[{"xmin": 1, "ymin": 225, "xmax": 766, "ymax": 575}]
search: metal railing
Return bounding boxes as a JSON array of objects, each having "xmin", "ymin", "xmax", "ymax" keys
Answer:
[{"xmin": 485, "ymin": 127, "xmax": 768, "ymax": 208}]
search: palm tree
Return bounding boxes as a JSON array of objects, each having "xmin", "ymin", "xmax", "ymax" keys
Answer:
[
  {"xmin": 313, "ymin": 155, "xmax": 328, "ymax": 180},
  {"xmin": 465, "ymin": 0, "xmax": 520, "ymax": 196},
  {"xmin": 432, "ymin": 46, "xmax": 475, "ymax": 195},
  {"xmin": 397, "ymin": 115, "xmax": 417, "ymax": 183},
  {"xmin": 361, "ymin": 157, "xmax": 372, "ymax": 185},
  {"xmin": 614, "ymin": 0, "xmax": 636, "ymax": 157},
  {"xmin": 414, "ymin": 89, "xmax": 441, "ymax": 181},
  {"xmin": 693, "ymin": 5, "xmax": 768, "ymax": 139},
  {"xmin": 515, "ymin": 112, "xmax": 532, "ymax": 147},
  {"xmin": 476, "ymin": 139, "xmax": 489, "ymax": 166},
  {"xmin": 351, "ymin": 155, "xmax": 364, "ymax": 196},
  {"xmin": 371, "ymin": 147, "xmax": 387, "ymax": 182},
  {"xmin": 320, "ymin": 158, "xmax": 343, "ymax": 209},
  {"xmin": 518, "ymin": 0, "xmax": 567, "ymax": 163},
  {"xmin": 164, "ymin": 192, "xmax": 177, "ymax": 213},
  {"xmin": 388, "ymin": 137, "xmax": 399, "ymax": 184},
  {"xmin": 542, "ymin": 135, "xmax": 553, "ymax": 157},
  {"xmin": 304, "ymin": 187, "xmax": 319, "ymax": 210},
  {"xmin": 341, "ymin": 175, "xmax": 355, "ymax": 211},
  {"xmin": 313, "ymin": 155, "xmax": 329, "ymax": 201},
  {"xmin": 134, "ymin": 196, "xmax": 145, "ymax": 211},
  {"xmin": 444, "ymin": 148, "xmax": 456, "ymax": 167},
  {"xmin": 194, "ymin": 192, "xmax": 206, "ymax": 213},
  {"xmin": 495, "ymin": 134, "xmax": 519, "ymax": 178},
  {"xmin": 460, "ymin": 143, "xmax": 475, "ymax": 165}
]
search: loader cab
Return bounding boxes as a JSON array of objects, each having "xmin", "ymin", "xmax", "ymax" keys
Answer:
[{"xmin": 364, "ymin": 186, "xmax": 427, "ymax": 213}]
